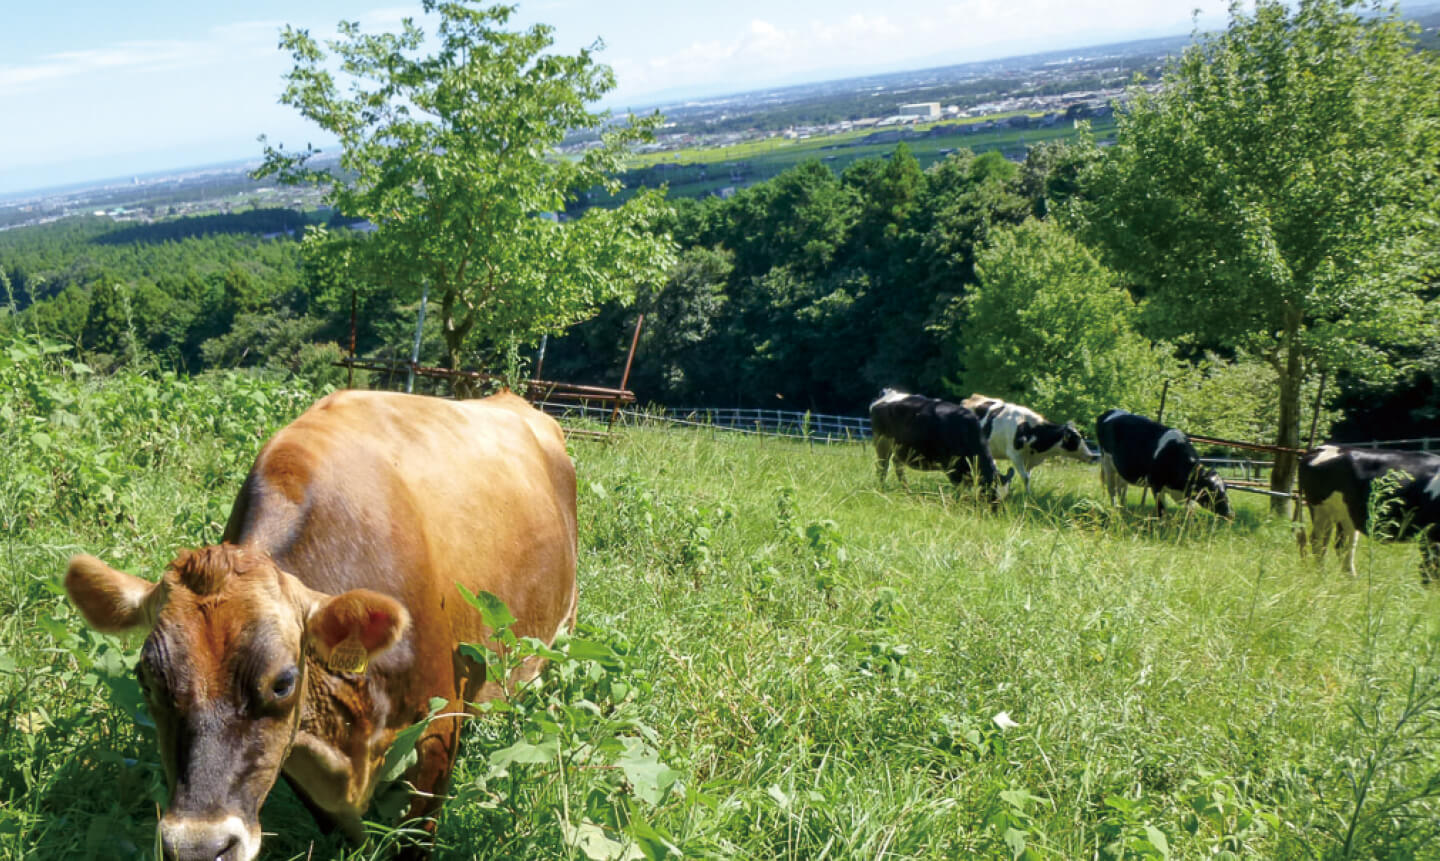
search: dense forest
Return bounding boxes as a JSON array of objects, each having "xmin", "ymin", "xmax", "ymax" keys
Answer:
[{"xmin": 0, "ymin": 209, "xmax": 403, "ymax": 384}]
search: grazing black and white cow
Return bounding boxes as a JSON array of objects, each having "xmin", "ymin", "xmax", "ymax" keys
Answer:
[
  {"xmin": 1298, "ymin": 444, "xmax": 1440, "ymax": 581},
  {"xmin": 870, "ymin": 389, "xmax": 1014, "ymax": 502},
  {"xmin": 1095, "ymin": 409, "xmax": 1233, "ymax": 518},
  {"xmin": 961, "ymin": 394, "xmax": 1095, "ymax": 493}
]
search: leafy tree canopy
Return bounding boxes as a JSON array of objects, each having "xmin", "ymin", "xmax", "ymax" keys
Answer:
[
  {"xmin": 958, "ymin": 218, "xmax": 1163, "ymax": 424},
  {"xmin": 1075, "ymin": 0, "xmax": 1440, "ymax": 503},
  {"xmin": 256, "ymin": 1, "xmax": 676, "ymax": 369}
]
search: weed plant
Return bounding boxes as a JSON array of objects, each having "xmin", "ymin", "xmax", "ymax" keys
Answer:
[{"xmin": 1, "ymin": 340, "xmax": 1438, "ymax": 858}]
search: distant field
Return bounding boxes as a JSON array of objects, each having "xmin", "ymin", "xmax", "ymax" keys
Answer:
[
  {"xmin": 590, "ymin": 115, "xmax": 1118, "ymax": 205},
  {"xmin": 4, "ymin": 355, "xmax": 1438, "ymax": 859}
]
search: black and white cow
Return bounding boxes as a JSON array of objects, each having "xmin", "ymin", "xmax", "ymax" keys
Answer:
[
  {"xmin": 1298, "ymin": 444, "xmax": 1440, "ymax": 581},
  {"xmin": 1095, "ymin": 409, "xmax": 1233, "ymax": 518},
  {"xmin": 962, "ymin": 394, "xmax": 1095, "ymax": 493},
  {"xmin": 870, "ymin": 389, "xmax": 1014, "ymax": 502}
]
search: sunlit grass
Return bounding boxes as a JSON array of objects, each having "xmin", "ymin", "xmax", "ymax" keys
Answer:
[{"xmin": 3, "ymin": 373, "xmax": 1438, "ymax": 858}]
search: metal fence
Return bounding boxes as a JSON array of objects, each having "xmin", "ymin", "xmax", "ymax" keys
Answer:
[{"xmin": 536, "ymin": 402, "xmax": 873, "ymax": 443}]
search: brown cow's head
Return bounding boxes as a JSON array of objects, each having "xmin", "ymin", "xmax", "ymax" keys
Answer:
[{"xmin": 64, "ymin": 545, "xmax": 408, "ymax": 861}]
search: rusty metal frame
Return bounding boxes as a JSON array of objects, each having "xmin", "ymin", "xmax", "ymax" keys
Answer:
[
  {"xmin": 334, "ymin": 313, "xmax": 645, "ymax": 442},
  {"xmin": 1186, "ymin": 434, "xmax": 1308, "ymax": 456}
]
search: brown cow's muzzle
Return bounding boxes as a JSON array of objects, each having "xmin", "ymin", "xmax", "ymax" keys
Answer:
[{"xmin": 159, "ymin": 815, "xmax": 260, "ymax": 861}]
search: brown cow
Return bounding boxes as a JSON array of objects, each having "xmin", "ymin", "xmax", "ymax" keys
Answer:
[{"xmin": 64, "ymin": 390, "xmax": 578, "ymax": 860}]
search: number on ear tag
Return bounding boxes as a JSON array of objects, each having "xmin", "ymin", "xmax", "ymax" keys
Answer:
[{"xmin": 327, "ymin": 632, "xmax": 369, "ymax": 674}]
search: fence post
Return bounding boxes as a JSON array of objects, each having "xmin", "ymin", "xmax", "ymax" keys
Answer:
[{"xmin": 610, "ymin": 314, "xmax": 644, "ymax": 433}]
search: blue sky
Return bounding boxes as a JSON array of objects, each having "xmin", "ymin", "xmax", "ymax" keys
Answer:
[{"xmin": 0, "ymin": 0, "xmax": 1243, "ymax": 195}]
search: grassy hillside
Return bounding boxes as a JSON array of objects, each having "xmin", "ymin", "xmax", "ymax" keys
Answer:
[
  {"xmin": 2, "ymin": 354, "xmax": 1437, "ymax": 858},
  {"xmin": 599, "ymin": 116, "xmax": 1119, "ymax": 205}
]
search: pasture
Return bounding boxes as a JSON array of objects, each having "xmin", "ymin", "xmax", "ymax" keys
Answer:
[
  {"xmin": 599, "ymin": 116, "xmax": 1120, "ymax": 204},
  {"xmin": 1, "ymin": 355, "xmax": 1438, "ymax": 858}
]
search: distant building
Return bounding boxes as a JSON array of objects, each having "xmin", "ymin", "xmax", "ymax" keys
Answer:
[{"xmin": 898, "ymin": 102, "xmax": 941, "ymax": 120}]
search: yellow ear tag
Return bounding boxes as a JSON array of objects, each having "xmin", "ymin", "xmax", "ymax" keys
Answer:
[{"xmin": 326, "ymin": 632, "xmax": 369, "ymax": 674}]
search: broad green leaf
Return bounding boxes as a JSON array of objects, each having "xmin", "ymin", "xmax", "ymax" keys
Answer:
[
  {"xmin": 487, "ymin": 737, "xmax": 560, "ymax": 772},
  {"xmin": 1143, "ymin": 825, "xmax": 1170, "ymax": 858},
  {"xmin": 617, "ymin": 739, "xmax": 678, "ymax": 806},
  {"xmin": 559, "ymin": 819, "xmax": 643, "ymax": 861},
  {"xmin": 456, "ymin": 585, "xmax": 516, "ymax": 631}
]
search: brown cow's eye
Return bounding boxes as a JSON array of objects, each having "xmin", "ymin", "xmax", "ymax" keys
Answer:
[{"xmin": 270, "ymin": 667, "xmax": 298, "ymax": 700}]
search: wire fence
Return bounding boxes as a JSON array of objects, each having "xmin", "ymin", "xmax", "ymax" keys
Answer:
[{"xmin": 537, "ymin": 402, "xmax": 874, "ymax": 444}]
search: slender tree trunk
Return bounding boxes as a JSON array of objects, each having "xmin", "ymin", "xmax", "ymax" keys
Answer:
[
  {"xmin": 440, "ymin": 288, "xmax": 461, "ymax": 372},
  {"xmin": 1270, "ymin": 313, "xmax": 1304, "ymax": 515},
  {"xmin": 438, "ymin": 287, "xmax": 481, "ymax": 397}
]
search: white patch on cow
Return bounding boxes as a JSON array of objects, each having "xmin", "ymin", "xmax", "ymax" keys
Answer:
[
  {"xmin": 1153, "ymin": 428, "xmax": 1187, "ymax": 460},
  {"xmin": 1425, "ymin": 470, "xmax": 1440, "ymax": 500},
  {"xmin": 870, "ymin": 388, "xmax": 910, "ymax": 407},
  {"xmin": 1310, "ymin": 444, "xmax": 1344, "ymax": 466},
  {"xmin": 962, "ymin": 393, "xmax": 1004, "ymax": 414},
  {"xmin": 980, "ymin": 400, "xmax": 1053, "ymax": 494}
]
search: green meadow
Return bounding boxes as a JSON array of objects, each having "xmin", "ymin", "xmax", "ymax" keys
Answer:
[
  {"xmin": 599, "ymin": 116, "xmax": 1119, "ymax": 204},
  {"xmin": 2, "ymin": 352, "xmax": 1438, "ymax": 859}
]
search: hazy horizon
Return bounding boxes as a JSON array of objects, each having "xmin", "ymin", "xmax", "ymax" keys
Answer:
[{"xmin": 6, "ymin": 0, "xmax": 1393, "ymax": 197}]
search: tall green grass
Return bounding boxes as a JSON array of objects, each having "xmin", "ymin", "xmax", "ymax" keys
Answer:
[{"xmin": 2, "ymin": 349, "xmax": 1437, "ymax": 858}]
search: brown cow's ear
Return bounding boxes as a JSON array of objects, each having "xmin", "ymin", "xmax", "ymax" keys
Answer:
[
  {"xmin": 306, "ymin": 590, "xmax": 410, "ymax": 674},
  {"xmin": 65, "ymin": 554, "xmax": 165, "ymax": 633}
]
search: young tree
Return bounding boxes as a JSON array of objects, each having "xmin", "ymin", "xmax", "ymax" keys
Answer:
[
  {"xmin": 256, "ymin": 2, "xmax": 674, "ymax": 373},
  {"xmin": 1079, "ymin": 0, "xmax": 1440, "ymax": 508},
  {"xmin": 958, "ymin": 218, "xmax": 1164, "ymax": 424}
]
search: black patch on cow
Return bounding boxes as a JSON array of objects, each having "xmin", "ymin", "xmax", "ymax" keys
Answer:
[
  {"xmin": 1300, "ymin": 446, "xmax": 1440, "ymax": 541},
  {"xmin": 1096, "ymin": 409, "xmax": 1232, "ymax": 517},
  {"xmin": 871, "ymin": 393, "xmax": 1008, "ymax": 496},
  {"xmin": 1020, "ymin": 421, "xmax": 1067, "ymax": 454},
  {"xmin": 1061, "ymin": 424, "xmax": 1084, "ymax": 452}
]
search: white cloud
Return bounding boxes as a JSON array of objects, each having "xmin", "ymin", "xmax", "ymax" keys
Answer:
[
  {"xmin": 605, "ymin": 0, "xmax": 1233, "ymax": 103},
  {"xmin": 355, "ymin": 5, "xmax": 425, "ymax": 34},
  {"xmin": 0, "ymin": 25, "xmax": 279, "ymax": 93},
  {"xmin": 811, "ymin": 14, "xmax": 902, "ymax": 43}
]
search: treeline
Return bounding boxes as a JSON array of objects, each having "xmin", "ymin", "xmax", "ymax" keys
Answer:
[{"xmin": 0, "ymin": 211, "xmax": 400, "ymax": 382}]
